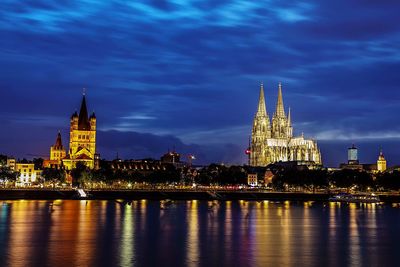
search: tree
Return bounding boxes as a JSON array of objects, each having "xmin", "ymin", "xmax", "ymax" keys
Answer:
[
  {"xmin": 42, "ymin": 168, "xmax": 66, "ymax": 185},
  {"xmin": 70, "ymin": 162, "xmax": 88, "ymax": 187},
  {"xmin": 0, "ymin": 165, "xmax": 18, "ymax": 186},
  {"xmin": 376, "ymin": 171, "xmax": 400, "ymax": 191},
  {"xmin": 328, "ymin": 169, "xmax": 373, "ymax": 190},
  {"xmin": 33, "ymin": 158, "xmax": 44, "ymax": 169}
]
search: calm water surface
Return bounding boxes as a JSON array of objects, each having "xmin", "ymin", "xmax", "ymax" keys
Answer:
[{"xmin": 0, "ymin": 200, "xmax": 399, "ymax": 267}]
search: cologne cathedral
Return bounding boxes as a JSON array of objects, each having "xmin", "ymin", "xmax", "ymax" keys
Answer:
[{"xmin": 250, "ymin": 83, "xmax": 322, "ymax": 167}]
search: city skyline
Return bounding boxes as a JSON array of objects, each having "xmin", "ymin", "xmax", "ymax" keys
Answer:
[{"xmin": 1, "ymin": 1, "xmax": 400, "ymax": 167}]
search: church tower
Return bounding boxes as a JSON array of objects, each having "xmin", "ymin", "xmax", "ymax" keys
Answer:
[
  {"xmin": 50, "ymin": 131, "xmax": 66, "ymax": 162},
  {"xmin": 250, "ymin": 83, "xmax": 271, "ymax": 166},
  {"xmin": 63, "ymin": 92, "xmax": 97, "ymax": 169},
  {"xmin": 377, "ymin": 150, "xmax": 387, "ymax": 172},
  {"xmin": 271, "ymin": 83, "xmax": 290, "ymax": 139}
]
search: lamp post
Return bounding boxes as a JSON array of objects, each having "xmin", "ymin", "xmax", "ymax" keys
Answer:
[{"xmin": 245, "ymin": 137, "xmax": 251, "ymax": 166}]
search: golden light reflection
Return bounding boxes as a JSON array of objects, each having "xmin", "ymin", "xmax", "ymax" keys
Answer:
[
  {"xmin": 302, "ymin": 201, "xmax": 311, "ymax": 264},
  {"xmin": 280, "ymin": 202, "xmax": 291, "ymax": 267},
  {"xmin": 0, "ymin": 199, "xmax": 391, "ymax": 266},
  {"xmin": 349, "ymin": 203, "xmax": 361, "ymax": 266},
  {"xmin": 186, "ymin": 200, "xmax": 199, "ymax": 267},
  {"xmin": 140, "ymin": 199, "xmax": 147, "ymax": 231},
  {"xmin": 120, "ymin": 205, "xmax": 134, "ymax": 267},
  {"xmin": 225, "ymin": 200, "xmax": 232, "ymax": 252},
  {"xmin": 74, "ymin": 200, "xmax": 97, "ymax": 266},
  {"xmin": 99, "ymin": 200, "xmax": 108, "ymax": 226},
  {"xmin": 7, "ymin": 200, "xmax": 34, "ymax": 267}
]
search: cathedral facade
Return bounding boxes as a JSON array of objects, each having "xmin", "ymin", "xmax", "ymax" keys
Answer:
[{"xmin": 250, "ymin": 83, "xmax": 322, "ymax": 167}]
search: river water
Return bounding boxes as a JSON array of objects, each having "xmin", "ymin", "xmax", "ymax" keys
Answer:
[{"xmin": 0, "ymin": 200, "xmax": 399, "ymax": 267}]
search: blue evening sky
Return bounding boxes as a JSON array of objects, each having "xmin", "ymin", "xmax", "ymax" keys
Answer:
[{"xmin": 0, "ymin": 0, "xmax": 399, "ymax": 167}]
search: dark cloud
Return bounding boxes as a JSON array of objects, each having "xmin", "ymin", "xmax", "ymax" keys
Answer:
[{"xmin": 0, "ymin": 0, "xmax": 399, "ymax": 166}]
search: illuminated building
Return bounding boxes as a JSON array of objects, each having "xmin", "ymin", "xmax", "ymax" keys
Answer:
[
  {"xmin": 340, "ymin": 144, "xmax": 364, "ymax": 170},
  {"xmin": 6, "ymin": 158, "xmax": 16, "ymax": 171},
  {"xmin": 348, "ymin": 144, "xmax": 359, "ymax": 164},
  {"xmin": 247, "ymin": 174, "xmax": 258, "ymax": 187},
  {"xmin": 250, "ymin": 83, "xmax": 322, "ymax": 167},
  {"xmin": 15, "ymin": 163, "xmax": 41, "ymax": 185},
  {"xmin": 264, "ymin": 170, "xmax": 274, "ymax": 185},
  {"xmin": 43, "ymin": 132, "xmax": 66, "ymax": 168},
  {"xmin": 377, "ymin": 150, "xmax": 387, "ymax": 172},
  {"xmin": 110, "ymin": 159, "xmax": 168, "ymax": 176},
  {"xmin": 62, "ymin": 93, "xmax": 97, "ymax": 170}
]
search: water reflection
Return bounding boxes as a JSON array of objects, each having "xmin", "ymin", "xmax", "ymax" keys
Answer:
[{"xmin": 0, "ymin": 200, "xmax": 399, "ymax": 267}]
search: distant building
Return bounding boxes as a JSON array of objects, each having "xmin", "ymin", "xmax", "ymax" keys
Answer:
[
  {"xmin": 348, "ymin": 144, "xmax": 359, "ymax": 164},
  {"xmin": 110, "ymin": 159, "xmax": 168, "ymax": 175},
  {"xmin": 247, "ymin": 173, "xmax": 258, "ymax": 187},
  {"xmin": 264, "ymin": 170, "xmax": 274, "ymax": 185},
  {"xmin": 377, "ymin": 150, "xmax": 387, "ymax": 172},
  {"xmin": 63, "ymin": 93, "xmax": 97, "ymax": 170},
  {"xmin": 340, "ymin": 146, "xmax": 387, "ymax": 173},
  {"xmin": 43, "ymin": 132, "xmax": 66, "ymax": 169},
  {"xmin": 15, "ymin": 163, "xmax": 41, "ymax": 185},
  {"xmin": 250, "ymin": 83, "xmax": 322, "ymax": 167},
  {"xmin": 6, "ymin": 158, "xmax": 16, "ymax": 171},
  {"xmin": 161, "ymin": 150, "xmax": 181, "ymax": 164}
]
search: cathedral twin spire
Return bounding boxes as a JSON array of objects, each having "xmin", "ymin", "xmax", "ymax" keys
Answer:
[
  {"xmin": 256, "ymin": 83, "xmax": 268, "ymax": 117},
  {"xmin": 250, "ymin": 83, "xmax": 322, "ymax": 166},
  {"xmin": 254, "ymin": 82, "xmax": 292, "ymax": 139},
  {"xmin": 274, "ymin": 83, "xmax": 286, "ymax": 119}
]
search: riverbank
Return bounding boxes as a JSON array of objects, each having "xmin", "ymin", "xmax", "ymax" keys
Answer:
[{"xmin": 1, "ymin": 189, "xmax": 400, "ymax": 202}]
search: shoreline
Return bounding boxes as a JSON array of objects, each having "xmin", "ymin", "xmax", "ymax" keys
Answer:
[{"xmin": 1, "ymin": 189, "xmax": 400, "ymax": 203}]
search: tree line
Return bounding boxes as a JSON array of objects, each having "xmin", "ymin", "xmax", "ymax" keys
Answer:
[{"xmin": 1, "ymin": 154, "xmax": 400, "ymax": 191}]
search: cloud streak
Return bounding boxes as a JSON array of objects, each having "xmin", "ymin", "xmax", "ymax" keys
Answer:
[{"xmin": 0, "ymin": 0, "xmax": 400, "ymax": 166}]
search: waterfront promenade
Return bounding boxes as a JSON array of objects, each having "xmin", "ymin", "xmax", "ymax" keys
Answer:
[{"xmin": 1, "ymin": 188, "xmax": 400, "ymax": 202}]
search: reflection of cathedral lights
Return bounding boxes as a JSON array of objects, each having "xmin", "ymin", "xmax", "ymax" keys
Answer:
[{"xmin": 250, "ymin": 83, "xmax": 322, "ymax": 166}]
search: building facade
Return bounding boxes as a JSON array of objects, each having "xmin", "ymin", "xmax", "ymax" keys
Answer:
[
  {"xmin": 15, "ymin": 163, "xmax": 41, "ymax": 185},
  {"xmin": 43, "ymin": 132, "xmax": 66, "ymax": 168},
  {"xmin": 377, "ymin": 150, "xmax": 387, "ymax": 172},
  {"xmin": 250, "ymin": 83, "xmax": 322, "ymax": 167},
  {"xmin": 63, "ymin": 94, "xmax": 97, "ymax": 170}
]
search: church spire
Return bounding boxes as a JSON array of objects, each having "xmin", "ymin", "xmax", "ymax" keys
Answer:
[
  {"xmin": 287, "ymin": 107, "xmax": 291, "ymax": 126},
  {"xmin": 275, "ymin": 82, "xmax": 286, "ymax": 118},
  {"xmin": 54, "ymin": 131, "xmax": 63, "ymax": 149},
  {"xmin": 78, "ymin": 92, "xmax": 90, "ymax": 130},
  {"xmin": 256, "ymin": 83, "xmax": 267, "ymax": 117}
]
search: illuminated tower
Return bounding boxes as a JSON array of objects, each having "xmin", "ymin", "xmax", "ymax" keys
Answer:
[
  {"xmin": 50, "ymin": 131, "xmax": 66, "ymax": 162},
  {"xmin": 377, "ymin": 150, "xmax": 387, "ymax": 172},
  {"xmin": 250, "ymin": 82, "xmax": 322, "ymax": 167},
  {"xmin": 63, "ymin": 92, "xmax": 97, "ymax": 169},
  {"xmin": 271, "ymin": 83, "xmax": 291, "ymax": 139},
  {"xmin": 250, "ymin": 83, "xmax": 271, "ymax": 166},
  {"xmin": 348, "ymin": 144, "xmax": 359, "ymax": 165}
]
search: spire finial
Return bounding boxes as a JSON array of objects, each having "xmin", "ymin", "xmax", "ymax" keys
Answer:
[
  {"xmin": 275, "ymin": 82, "xmax": 286, "ymax": 118},
  {"xmin": 256, "ymin": 82, "xmax": 267, "ymax": 117},
  {"xmin": 83, "ymin": 87, "xmax": 86, "ymax": 96}
]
